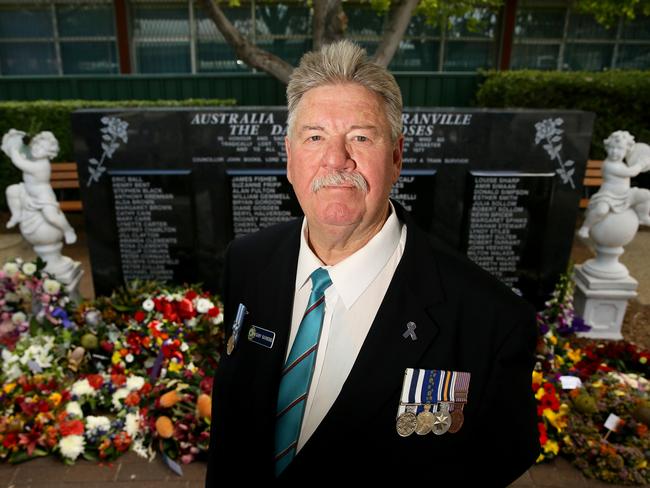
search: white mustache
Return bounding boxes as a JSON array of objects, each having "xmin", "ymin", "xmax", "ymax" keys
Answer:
[{"xmin": 311, "ymin": 171, "xmax": 368, "ymax": 193}]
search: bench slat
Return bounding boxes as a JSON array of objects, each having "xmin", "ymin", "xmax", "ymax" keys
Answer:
[
  {"xmin": 52, "ymin": 180, "xmax": 81, "ymax": 189},
  {"xmin": 59, "ymin": 201, "xmax": 83, "ymax": 212},
  {"xmin": 52, "ymin": 162, "xmax": 78, "ymax": 171},
  {"xmin": 51, "ymin": 171, "xmax": 78, "ymax": 181}
]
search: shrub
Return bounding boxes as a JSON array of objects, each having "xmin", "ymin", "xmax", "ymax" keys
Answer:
[{"xmin": 475, "ymin": 70, "xmax": 650, "ymax": 159}]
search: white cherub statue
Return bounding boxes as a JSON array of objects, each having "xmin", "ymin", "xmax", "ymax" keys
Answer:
[
  {"xmin": 578, "ymin": 130, "xmax": 650, "ymax": 239},
  {"xmin": 3, "ymin": 129, "xmax": 77, "ymax": 243},
  {"xmin": 2, "ymin": 129, "xmax": 82, "ymax": 292}
]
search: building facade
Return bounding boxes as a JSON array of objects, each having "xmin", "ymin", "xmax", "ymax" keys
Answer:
[{"xmin": 0, "ymin": 0, "xmax": 649, "ymax": 77}]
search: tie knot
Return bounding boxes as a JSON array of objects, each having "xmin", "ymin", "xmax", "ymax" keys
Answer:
[{"xmin": 310, "ymin": 267, "xmax": 332, "ymax": 295}]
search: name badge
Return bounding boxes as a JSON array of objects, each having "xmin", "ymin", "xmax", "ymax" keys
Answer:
[{"xmin": 247, "ymin": 325, "xmax": 276, "ymax": 349}]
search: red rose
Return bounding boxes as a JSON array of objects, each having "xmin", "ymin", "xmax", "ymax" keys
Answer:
[
  {"xmin": 2, "ymin": 433, "xmax": 18, "ymax": 449},
  {"xmin": 87, "ymin": 374, "xmax": 104, "ymax": 389},
  {"xmin": 60, "ymin": 419, "xmax": 84, "ymax": 436},
  {"xmin": 177, "ymin": 298, "xmax": 195, "ymax": 320},
  {"xmin": 185, "ymin": 290, "xmax": 198, "ymax": 300},
  {"xmin": 124, "ymin": 391, "xmax": 141, "ymax": 407},
  {"xmin": 134, "ymin": 310, "xmax": 146, "ymax": 322},
  {"xmin": 207, "ymin": 306, "xmax": 220, "ymax": 317},
  {"xmin": 111, "ymin": 374, "xmax": 126, "ymax": 387}
]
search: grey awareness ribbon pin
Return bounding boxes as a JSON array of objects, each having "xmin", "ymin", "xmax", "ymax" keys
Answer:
[{"xmin": 402, "ymin": 321, "xmax": 417, "ymax": 341}]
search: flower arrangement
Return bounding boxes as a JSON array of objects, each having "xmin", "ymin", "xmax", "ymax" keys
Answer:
[
  {"xmin": 533, "ymin": 268, "xmax": 650, "ymax": 484},
  {"xmin": 0, "ymin": 260, "xmax": 224, "ymax": 469}
]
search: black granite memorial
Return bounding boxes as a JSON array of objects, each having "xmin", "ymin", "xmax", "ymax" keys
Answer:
[{"xmin": 72, "ymin": 108, "xmax": 594, "ymax": 306}]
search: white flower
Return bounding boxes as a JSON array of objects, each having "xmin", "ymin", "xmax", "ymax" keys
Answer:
[
  {"xmin": 213, "ymin": 312, "xmax": 224, "ymax": 325},
  {"xmin": 126, "ymin": 375, "xmax": 145, "ymax": 392},
  {"xmin": 11, "ymin": 312, "xmax": 26, "ymax": 325},
  {"xmin": 180, "ymin": 342, "xmax": 189, "ymax": 352},
  {"xmin": 112, "ymin": 388, "xmax": 129, "ymax": 410},
  {"xmin": 4, "ymin": 292, "xmax": 18, "ymax": 303},
  {"xmin": 142, "ymin": 298, "xmax": 154, "ymax": 312},
  {"xmin": 65, "ymin": 401, "xmax": 83, "ymax": 418},
  {"xmin": 2, "ymin": 262, "xmax": 19, "ymax": 275},
  {"xmin": 71, "ymin": 379, "xmax": 96, "ymax": 398},
  {"xmin": 125, "ymin": 354, "xmax": 134, "ymax": 363},
  {"xmin": 59, "ymin": 435, "xmax": 85, "ymax": 461},
  {"xmin": 196, "ymin": 298, "xmax": 213, "ymax": 314},
  {"xmin": 85, "ymin": 416, "xmax": 111, "ymax": 435},
  {"xmin": 43, "ymin": 279, "xmax": 61, "ymax": 295},
  {"xmin": 21, "ymin": 262, "xmax": 37, "ymax": 276},
  {"xmin": 124, "ymin": 412, "xmax": 140, "ymax": 437}
]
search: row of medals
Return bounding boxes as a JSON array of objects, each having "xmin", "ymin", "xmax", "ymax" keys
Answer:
[{"xmin": 396, "ymin": 402, "xmax": 464, "ymax": 437}]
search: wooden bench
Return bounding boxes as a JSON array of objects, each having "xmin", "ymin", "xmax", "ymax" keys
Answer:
[
  {"xmin": 51, "ymin": 162, "xmax": 82, "ymax": 212},
  {"xmin": 580, "ymin": 159, "xmax": 603, "ymax": 209}
]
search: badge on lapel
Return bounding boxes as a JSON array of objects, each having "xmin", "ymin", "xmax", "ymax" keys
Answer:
[
  {"xmin": 247, "ymin": 325, "xmax": 276, "ymax": 349},
  {"xmin": 395, "ymin": 368, "xmax": 470, "ymax": 437},
  {"xmin": 226, "ymin": 303, "xmax": 248, "ymax": 356}
]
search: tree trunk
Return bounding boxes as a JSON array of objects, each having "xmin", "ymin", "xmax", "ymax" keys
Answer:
[
  {"xmin": 372, "ymin": 0, "xmax": 420, "ymax": 68},
  {"xmin": 313, "ymin": 0, "xmax": 347, "ymax": 51},
  {"xmin": 201, "ymin": 0, "xmax": 294, "ymax": 84}
]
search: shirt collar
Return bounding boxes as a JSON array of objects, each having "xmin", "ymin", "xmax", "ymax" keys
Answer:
[{"xmin": 295, "ymin": 200, "xmax": 403, "ymax": 309}]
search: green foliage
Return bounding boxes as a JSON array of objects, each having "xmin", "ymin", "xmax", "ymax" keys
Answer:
[
  {"xmin": 0, "ymin": 99, "xmax": 235, "ymax": 211},
  {"xmin": 413, "ymin": 0, "xmax": 503, "ymax": 27},
  {"xmin": 475, "ymin": 70, "xmax": 650, "ymax": 159},
  {"xmin": 574, "ymin": 0, "xmax": 650, "ymax": 29}
]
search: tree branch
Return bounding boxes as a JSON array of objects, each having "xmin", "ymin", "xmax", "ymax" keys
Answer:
[
  {"xmin": 372, "ymin": 0, "xmax": 420, "ymax": 68},
  {"xmin": 201, "ymin": 0, "xmax": 294, "ymax": 84},
  {"xmin": 313, "ymin": 0, "xmax": 346, "ymax": 51}
]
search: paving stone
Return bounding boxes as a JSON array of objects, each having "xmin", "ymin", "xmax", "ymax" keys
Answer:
[
  {"xmin": 508, "ymin": 469, "xmax": 535, "ymax": 487},
  {"xmin": 61, "ymin": 461, "xmax": 119, "ymax": 482},
  {"xmin": 115, "ymin": 459, "xmax": 170, "ymax": 482},
  {"xmin": 177, "ymin": 462, "xmax": 206, "ymax": 481}
]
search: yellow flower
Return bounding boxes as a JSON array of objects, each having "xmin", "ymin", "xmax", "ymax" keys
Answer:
[
  {"xmin": 532, "ymin": 371, "xmax": 543, "ymax": 385},
  {"xmin": 536, "ymin": 453, "xmax": 545, "ymax": 463},
  {"xmin": 543, "ymin": 440, "xmax": 559, "ymax": 455},
  {"xmin": 156, "ymin": 337, "xmax": 163, "ymax": 347},
  {"xmin": 543, "ymin": 408, "xmax": 567, "ymax": 432},
  {"xmin": 111, "ymin": 351, "xmax": 122, "ymax": 365},
  {"xmin": 638, "ymin": 459, "xmax": 648, "ymax": 469},
  {"xmin": 614, "ymin": 390, "xmax": 626, "ymax": 397},
  {"xmin": 535, "ymin": 387, "xmax": 545, "ymax": 401},
  {"xmin": 567, "ymin": 348, "xmax": 582, "ymax": 363},
  {"xmin": 555, "ymin": 356, "xmax": 565, "ymax": 366},
  {"xmin": 3, "ymin": 383, "xmax": 16, "ymax": 394},
  {"xmin": 563, "ymin": 435, "xmax": 573, "ymax": 447},
  {"xmin": 548, "ymin": 334, "xmax": 557, "ymax": 345},
  {"xmin": 592, "ymin": 380, "xmax": 603, "ymax": 389},
  {"xmin": 49, "ymin": 392, "xmax": 62, "ymax": 407},
  {"xmin": 168, "ymin": 361, "xmax": 183, "ymax": 373},
  {"xmin": 640, "ymin": 357, "xmax": 647, "ymax": 365}
]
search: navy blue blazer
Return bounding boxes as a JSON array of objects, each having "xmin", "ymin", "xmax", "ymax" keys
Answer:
[{"xmin": 206, "ymin": 202, "xmax": 539, "ymax": 486}]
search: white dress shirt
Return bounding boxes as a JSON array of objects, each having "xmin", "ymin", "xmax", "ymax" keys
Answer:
[{"xmin": 286, "ymin": 201, "xmax": 407, "ymax": 452}]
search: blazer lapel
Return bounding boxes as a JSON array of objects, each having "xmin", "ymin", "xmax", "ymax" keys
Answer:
[{"xmin": 285, "ymin": 206, "xmax": 448, "ymax": 471}]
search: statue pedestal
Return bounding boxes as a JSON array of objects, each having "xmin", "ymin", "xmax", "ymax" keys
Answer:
[{"xmin": 573, "ymin": 265, "xmax": 637, "ymax": 340}]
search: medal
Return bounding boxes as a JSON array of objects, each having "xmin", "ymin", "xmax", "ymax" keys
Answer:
[
  {"xmin": 449, "ymin": 403, "xmax": 464, "ymax": 434},
  {"xmin": 226, "ymin": 335, "xmax": 235, "ymax": 355},
  {"xmin": 226, "ymin": 303, "xmax": 248, "ymax": 356},
  {"xmin": 415, "ymin": 404, "xmax": 435, "ymax": 435},
  {"xmin": 432, "ymin": 403, "xmax": 451, "ymax": 435},
  {"xmin": 396, "ymin": 411, "xmax": 417, "ymax": 437}
]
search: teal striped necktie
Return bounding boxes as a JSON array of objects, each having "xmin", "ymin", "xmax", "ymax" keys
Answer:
[{"xmin": 274, "ymin": 267, "xmax": 332, "ymax": 476}]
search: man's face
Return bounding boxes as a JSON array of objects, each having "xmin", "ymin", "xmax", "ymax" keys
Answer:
[{"xmin": 285, "ymin": 83, "xmax": 403, "ymax": 234}]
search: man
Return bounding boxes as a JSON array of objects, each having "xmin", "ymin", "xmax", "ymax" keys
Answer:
[{"xmin": 206, "ymin": 40, "xmax": 539, "ymax": 486}]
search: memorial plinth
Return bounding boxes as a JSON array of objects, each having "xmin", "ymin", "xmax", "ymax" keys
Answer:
[
  {"xmin": 573, "ymin": 265, "xmax": 638, "ymax": 340},
  {"xmin": 72, "ymin": 107, "xmax": 594, "ymax": 305}
]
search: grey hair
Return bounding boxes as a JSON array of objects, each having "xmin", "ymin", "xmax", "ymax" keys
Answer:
[{"xmin": 286, "ymin": 40, "xmax": 403, "ymax": 142}]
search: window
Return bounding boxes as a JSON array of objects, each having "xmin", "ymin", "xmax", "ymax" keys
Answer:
[{"xmin": 0, "ymin": 2, "xmax": 117, "ymax": 76}]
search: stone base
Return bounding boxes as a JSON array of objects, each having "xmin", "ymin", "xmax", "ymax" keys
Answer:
[{"xmin": 573, "ymin": 265, "xmax": 638, "ymax": 340}]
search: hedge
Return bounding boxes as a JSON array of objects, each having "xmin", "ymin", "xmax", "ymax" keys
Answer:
[
  {"xmin": 475, "ymin": 70, "xmax": 650, "ymax": 160},
  {"xmin": 0, "ymin": 99, "xmax": 235, "ymax": 210}
]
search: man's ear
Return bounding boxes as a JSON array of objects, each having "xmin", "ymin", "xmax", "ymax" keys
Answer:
[
  {"xmin": 392, "ymin": 134, "xmax": 404, "ymax": 184},
  {"xmin": 285, "ymin": 136, "xmax": 293, "ymax": 184}
]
